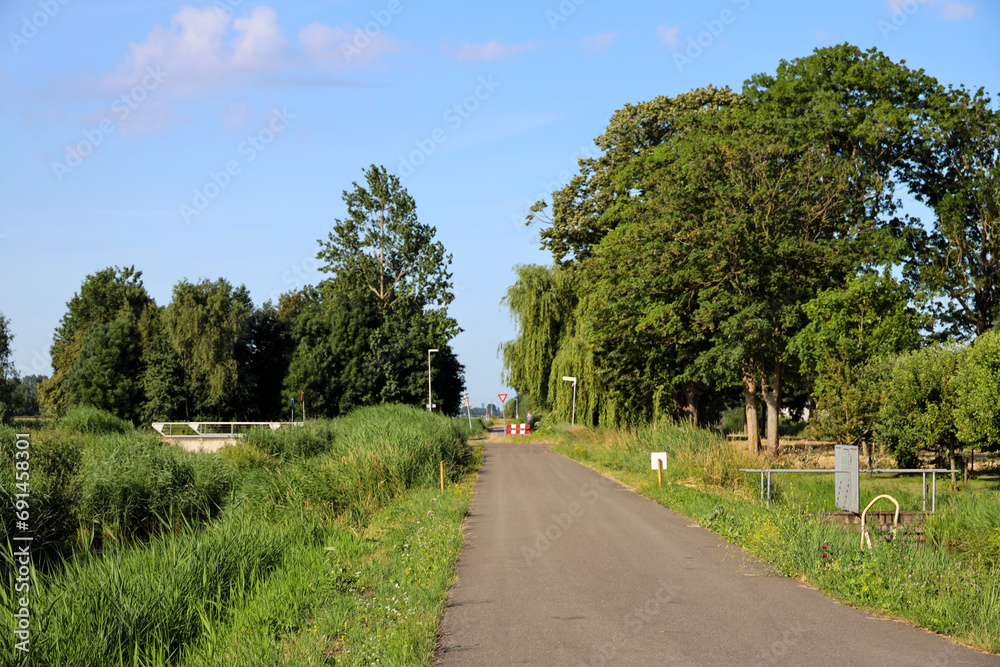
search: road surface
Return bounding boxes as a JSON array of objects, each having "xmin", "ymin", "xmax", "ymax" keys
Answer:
[{"xmin": 436, "ymin": 439, "xmax": 998, "ymax": 666}]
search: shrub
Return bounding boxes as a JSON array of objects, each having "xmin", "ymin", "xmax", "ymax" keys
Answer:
[{"xmin": 61, "ymin": 405, "xmax": 132, "ymax": 435}]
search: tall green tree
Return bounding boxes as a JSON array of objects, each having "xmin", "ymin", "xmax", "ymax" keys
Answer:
[
  {"xmin": 311, "ymin": 165, "xmax": 464, "ymax": 413},
  {"xmin": 744, "ymin": 43, "xmax": 942, "ymax": 242},
  {"xmin": 530, "ymin": 86, "xmax": 745, "ymax": 265},
  {"xmin": 902, "ymin": 87, "xmax": 1000, "ymax": 338},
  {"xmin": 164, "ymin": 278, "xmax": 254, "ymax": 419},
  {"xmin": 602, "ymin": 105, "xmax": 867, "ymax": 453},
  {"xmin": 40, "ymin": 266, "xmax": 155, "ymax": 419},
  {"xmin": 65, "ymin": 318, "xmax": 145, "ymax": 423},
  {"xmin": 317, "ymin": 164, "xmax": 455, "ymax": 317},
  {"xmin": 139, "ymin": 305, "xmax": 185, "ymax": 422}
]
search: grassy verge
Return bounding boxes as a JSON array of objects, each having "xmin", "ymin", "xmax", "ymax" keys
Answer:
[
  {"xmin": 2, "ymin": 405, "xmax": 483, "ymax": 665},
  {"xmin": 543, "ymin": 422, "xmax": 1000, "ymax": 654}
]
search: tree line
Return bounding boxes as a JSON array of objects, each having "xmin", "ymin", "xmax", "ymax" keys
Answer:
[
  {"xmin": 0, "ymin": 165, "xmax": 464, "ymax": 423},
  {"xmin": 501, "ymin": 44, "xmax": 999, "ymax": 469}
]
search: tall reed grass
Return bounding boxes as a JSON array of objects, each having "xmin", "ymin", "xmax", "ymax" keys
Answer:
[{"xmin": 2, "ymin": 403, "xmax": 480, "ymax": 663}]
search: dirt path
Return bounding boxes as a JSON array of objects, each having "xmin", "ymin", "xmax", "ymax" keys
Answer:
[{"xmin": 435, "ymin": 440, "xmax": 998, "ymax": 666}]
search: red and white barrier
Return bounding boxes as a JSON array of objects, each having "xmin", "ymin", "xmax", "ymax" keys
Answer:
[{"xmin": 506, "ymin": 423, "xmax": 531, "ymax": 435}]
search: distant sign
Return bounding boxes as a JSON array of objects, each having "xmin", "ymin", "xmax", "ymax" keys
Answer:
[
  {"xmin": 462, "ymin": 396, "xmax": 471, "ymax": 408},
  {"xmin": 498, "ymin": 393, "xmax": 508, "ymax": 403},
  {"xmin": 651, "ymin": 452, "xmax": 667, "ymax": 470}
]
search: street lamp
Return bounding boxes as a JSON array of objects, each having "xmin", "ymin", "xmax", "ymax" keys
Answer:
[
  {"xmin": 562, "ymin": 376, "xmax": 577, "ymax": 426},
  {"xmin": 427, "ymin": 349, "xmax": 439, "ymax": 411}
]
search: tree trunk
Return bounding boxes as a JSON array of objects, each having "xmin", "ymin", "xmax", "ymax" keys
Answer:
[
  {"xmin": 949, "ymin": 444, "xmax": 957, "ymax": 491},
  {"xmin": 743, "ymin": 376, "xmax": 761, "ymax": 455},
  {"xmin": 677, "ymin": 381, "xmax": 704, "ymax": 425},
  {"xmin": 763, "ymin": 364, "xmax": 782, "ymax": 456}
]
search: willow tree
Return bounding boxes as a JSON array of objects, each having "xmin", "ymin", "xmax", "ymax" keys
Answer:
[
  {"xmin": 500, "ymin": 264, "xmax": 577, "ymax": 412},
  {"xmin": 165, "ymin": 278, "xmax": 255, "ymax": 419}
]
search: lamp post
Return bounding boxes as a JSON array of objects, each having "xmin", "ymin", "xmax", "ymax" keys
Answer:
[
  {"xmin": 427, "ymin": 349, "xmax": 439, "ymax": 411},
  {"xmin": 562, "ymin": 376, "xmax": 577, "ymax": 426}
]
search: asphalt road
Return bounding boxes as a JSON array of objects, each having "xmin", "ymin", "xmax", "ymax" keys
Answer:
[{"xmin": 435, "ymin": 439, "xmax": 999, "ymax": 666}]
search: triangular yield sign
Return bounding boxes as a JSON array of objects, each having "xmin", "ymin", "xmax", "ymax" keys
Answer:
[{"xmin": 498, "ymin": 393, "xmax": 508, "ymax": 403}]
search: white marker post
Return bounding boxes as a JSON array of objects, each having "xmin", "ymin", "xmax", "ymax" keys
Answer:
[{"xmin": 651, "ymin": 452, "xmax": 668, "ymax": 488}]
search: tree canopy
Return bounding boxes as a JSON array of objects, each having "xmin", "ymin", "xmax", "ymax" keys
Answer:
[{"xmin": 502, "ymin": 42, "xmax": 999, "ymax": 464}]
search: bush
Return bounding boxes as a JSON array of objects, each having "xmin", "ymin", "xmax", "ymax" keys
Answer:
[{"xmin": 62, "ymin": 405, "xmax": 132, "ymax": 435}]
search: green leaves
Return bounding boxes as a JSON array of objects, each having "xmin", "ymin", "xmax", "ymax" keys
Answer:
[
  {"xmin": 165, "ymin": 278, "xmax": 255, "ymax": 419},
  {"xmin": 317, "ymin": 164, "xmax": 454, "ymax": 311},
  {"xmin": 289, "ymin": 166, "xmax": 464, "ymax": 417}
]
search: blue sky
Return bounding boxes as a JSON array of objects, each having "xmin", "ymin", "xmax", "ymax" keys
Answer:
[{"xmin": 1, "ymin": 0, "xmax": 997, "ymax": 409}]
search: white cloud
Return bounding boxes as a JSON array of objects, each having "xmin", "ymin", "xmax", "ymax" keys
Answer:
[
  {"xmin": 942, "ymin": 0, "xmax": 976, "ymax": 19},
  {"xmin": 298, "ymin": 21, "xmax": 400, "ymax": 69},
  {"xmin": 656, "ymin": 24, "xmax": 682, "ymax": 50},
  {"xmin": 449, "ymin": 39, "xmax": 537, "ymax": 62},
  {"xmin": 885, "ymin": 0, "xmax": 975, "ymax": 19},
  {"xmin": 582, "ymin": 31, "xmax": 617, "ymax": 52},
  {"xmin": 100, "ymin": 5, "xmax": 396, "ymax": 98}
]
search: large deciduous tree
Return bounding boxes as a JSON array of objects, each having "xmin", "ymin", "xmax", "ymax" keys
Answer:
[
  {"xmin": 602, "ymin": 105, "xmax": 867, "ymax": 453},
  {"xmin": 305, "ymin": 165, "xmax": 464, "ymax": 414},
  {"xmin": 902, "ymin": 87, "xmax": 1000, "ymax": 338},
  {"xmin": 530, "ymin": 86, "xmax": 745, "ymax": 265},
  {"xmin": 40, "ymin": 266, "xmax": 155, "ymax": 421}
]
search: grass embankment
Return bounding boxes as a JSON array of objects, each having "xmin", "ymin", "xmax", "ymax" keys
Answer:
[
  {"xmin": 541, "ymin": 422, "xmax": 1000, "ymax": 654},
  {"xmin": 1, "ymin": 406, "xmax": 484, "ymax": 665}
]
